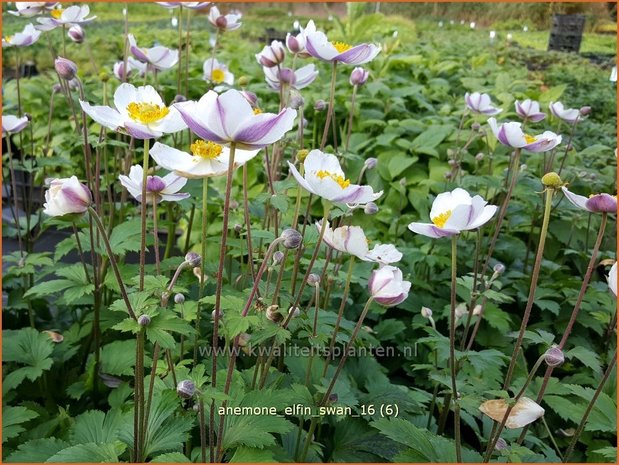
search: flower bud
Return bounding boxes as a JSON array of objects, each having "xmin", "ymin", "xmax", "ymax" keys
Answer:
[
  {"xmin": 185, "ymin": 252, "xmax": 201, "ymax": 267},
  {"xmin": 266, "ymin": 305, "xmax": 282, "ymax": 323},
  {"xmin": 281, "ymin": 228, "xmax": 302, "ymax": 249},
  {"xmin": 67, "ymin": 24, "xmax": 85, "ymax": 43},
  {"xmin": 55, "ymin": 57, "xmax": 78, "ymax": 81},
  {"xmin": 289, "ymin": 91, "xmax": 304, "ymax": 110},
  {"xmin": 99, "ymin": 71, "xmax": 110, "ymax": 83},
  {"xmin": 174, "ymin": 293, "xmax": 185, "ymax": 304},
  {"xmin": 229, "ymin": 199, "xmax": 239, "ymax": 210},
  {"xmin": 369, "ymin": 266, "xmax": 411, "ymax": 307},
  {"xmin": 52, "ymin": 83, "xmax": 62, "ymax": 93},
  {"xmin": 328, "ymin": 393, "xmax": 338, "ymax": 403},
  {"xmin": 296, "ymin": 149, "xmax": 309, "ymax": 162},
  {"xmin": 364, "ymin": 157, "xmax": 378, "ymax": 170},
  {"xmin": 288, "ymin": 306, "xmax": 301, "ymax": 317},
  {"xmin": 541, "ymin": 171, "xmax": 563, "ymax": 189},
  {"xmin": 349, "ymin": 66, "xmax": 369, "ymax": 87},
  {"xmin": 177, "ymin": 379, "xmax": 196, "ymax": 398},
  {"xmin": 138, "ymin": 314, "xmax": 151, "ymax": 326},
  {"xmin": 471, "ymin": 122, "xmax": 481, "ymax": 131},
  {"xmin": 544, "ymin": 346, "xmax": 564, "ymax": 367},
  {"xmin": 238, "ymin": 332, "xmax": 251, "ymax": 347},
  {"xmin": 286, "ymin": 34, "xmax": 302, "ymax": 54},
  {"xmin": 364, "ymin": 202, "xmax": 378, "ymax": 215},
  {"xmin": 421, "ymin": 307, "xmax": 433, "ymax": 318},
  {"xmin": 495, "ymin": 438, "xmax": 508, "ymax": 451},
  {"xmin": 307, "ymin": 273, "xmax": 320, "ymax": 286},
  {"xmin": 237, "ymin": 75, "xmax": 250, "ymax": 87},
  {"xmin": 272, "ymin": 250, "xmax": 284, "ymax": 265},
  {"xmin": 475, "ymin": 152, "xmax": 484, "ymax": 161},
  {"xmin": 455, "ymin": 303, "xmax": 467, "ymax": 319},
  {"xmin": 493, "ymin": 263, "xmax": 505, "ymax": 274},
  {"xmin": 579, "ymin": 106, "xmax": 591, "ymax": 116},
  {"xmin": 256, "ymin": 40, "xmax": 286, "ymax": 68},
  {"xmin": 173, "ymin": 94, "xmax": 187, "ymax": 103},
  {"xmin": 43, "ymin": 176, "xmax": 92, "ymax": 218},
  {"xmin": 234, "ymin": 223, "xmax": 242, "ymax": 233},
  {"xmin": 444, "ymin": 171, "xmax": 452, "ymax": 180},
  {"xmin": 472, "ymin": 304, "xmax": 482, "ymax": 316},
  {"xmin": 448, "ymin": 159, "xmax": 457, "ymax": 167},
  {"xmin": 314, "ymin": 99, "xmax": 327, "ymax": 111}
]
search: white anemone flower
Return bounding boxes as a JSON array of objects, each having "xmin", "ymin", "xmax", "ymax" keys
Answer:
[
  {"xmin": 288, "ymin": 150, "xmax": 382, "ymax": 207},
  {"xmin": 36, "ymin": 5, "xmax": 96, "ymax": 31},
  {"xmin": 80, "ymin": 83, "xmax": 186, "ymax": 139},
  {"xmin": 150, "ymin": 141, "xmax": 259, "ymax": 179},
  {"xmin": 479, "ymin": 397, "xmax": 545, "ymax": 429},
  {"xmin": 128, "ymin": 34, "xmax": 179, "ymax": 71},
  {"xmin": 8, "ymin": 2, "xmax": 58, "ymax": 17},
  {"xmin": 317, "ymin": 221, "xmax": 402, "ymax": 265},
  {"xmin": 549, "ymin": 101, "xmax": 581, "ymax": 124},
  {"xmin": 2, "ymin": 24, "xmax": 41, "ymax": 48},
  {"xmin": 408, "ymin": 188, "xmax": 497, "ymax": 238},
  {"xmin": 202, "ymin": 58, "xmax": 234, "ymax": 85}
]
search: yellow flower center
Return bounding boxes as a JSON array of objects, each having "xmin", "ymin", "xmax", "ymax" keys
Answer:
[
  {"xmin": 524, "ymin": 134, "xmax": 537, "ymax": 144},
  {"xmin": 4, "ymin": 35, "xmax": 13, "ymax": 43},
  {"xmin": 126, "ymin": 102, "xmax": 170, "ymax": 124},
  {"xmin": 211, "ymin": 68, "xmax": 225, "ymax": 84},
  {"xmin": 331, "ymin": 41, "xmax": 352, "ymax": 53},
  {"xmin": 51, "ymin": 8, "xmax": 64, "ymax": 19},
  {"xmin": 316, "ymin": 170, "xmax": 351, "ymax": 189},
  {"xmin": 191, "ymin": 140, "xmax": 223, "ymax": 160},
  {"xmin": 253, "ymin": 107, "xmax": 263, "ymax": 115},
  {"xmin": 432, "ymin": 210, "xmax": 452, "ymax": 228}
]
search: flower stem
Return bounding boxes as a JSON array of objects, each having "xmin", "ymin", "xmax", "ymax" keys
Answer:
[
  {"xmin": 4, "ymin": 136, "xmax": 24, "ymax": 258},
  {"xmin": 320, "ymin": 61, "xmax": 338, "ymax": 150},
  {"xmin": 152, "ymin": 203, "xmax": 161, "ymax": 275},
  {"xmin": 194, "ymin": 177, "xmax": 208, "ymax": 364},
  {"xmin": 449, "ymin": 235, "xmax": 462, "ymax": 462},
  {"xmin": 87, "ymin": 206, "xmax": 136, "ymax": 320},
  {"xmin": 210, "ymin": 142, "xmax": 236, "ymax": 461},
  {"xmin": 322, "ymin": 255, "xmax": 355, "ymax": 377},
  {"xmin": 299, "ymin": 297, "xmax": 374, "ymax": 461},
  {"xmin": 501, "ymin": 187, "xmax": 555, "ymax": 390},
  {"xmin": 139, "ymin": 139, "xmax": 150, "ymax": 291},
  {"xmin": 344, "ymin": 84, "xmax": 357, "ymax": 153},
  {"xmin": 242, "ymin": 164, "xmax": 256, "ymax": 282},
  {"xmin": 517, "ymin": 212, "xmax": 609, "ymax": 444},
  {"xmin": 563, "ymin": 351, "xmax": 617, "ymax": 462}
]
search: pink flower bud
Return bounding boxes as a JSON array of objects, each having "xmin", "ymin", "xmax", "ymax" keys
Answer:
[
  {"xmin": 368, "ymin": 266, "xmax": 411, "ymax": 307},
  {"xmin": 43, "ymin": 176, "xmax": 92, "ymax": 217},
  {"xmin": 55, "ymin": 57, "xmax": 77, "ymax": 81},
  {"xmin": 349, "ymin": 67, "xmax": 369, "ymax": 86},
  {"xmin": 67, "ymin": 25, "xmax": 85, "ymax": 43}
]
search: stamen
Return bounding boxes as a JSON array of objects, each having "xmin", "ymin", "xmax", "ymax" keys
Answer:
[
  {"xmin": 432, "ymin": 210, "xmax": 452, "ymax": 228},
  {"xmin": 191, "ymin": 140, "xmax": 223, "ymax": 160},
  {"xmin": 331, "ymin": 41, "xmax": 352, "ymax": 53},
  {"xmin": 126, "ymin": 102, "xmax": 170, "ymax": 124},
  {"xmin": 51, "ymin": 8, "xmax": 64, "ymax": 19},
  {"xmin": 253, "ymin": 108, "xmax": 263, "ymax": 115},
  {"xmin": 211, "ymin": 68, "xmax": 225, "ymax": 84},
  {"xmin": 524, "ymin": 134, "xmax": 537, "ymax": 144},
  {"xmin": 316, "ymin": 170, "xmax": 351, "ymax": 189}
]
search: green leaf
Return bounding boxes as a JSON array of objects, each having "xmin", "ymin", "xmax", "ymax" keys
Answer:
[
  {"xmin": 229, "ymin": 446, "xmax": 276, "ymax": 462},
  {"xmin": 71, "ymin": 409, "xmax": 128, "ymax": 444},
  {"xmin": 2, "ymin": 406, "xmax": 39, "ymax": 443},
  {"xmin": 565, "ymin": 347, "xmax": 602, "ymax": 374},
  {"xmin": 371, "ymin": 418, "xmax": 436, "ymax": 461},
  {"xmin": 5, "ymin": 438, "xmax": 69, "ymax": 462},
  {"xmin": 3, "ymin": 328, "xmax": 54, "ymax": 393},
  {"xmin": 151, "ymin": 452, "xmax": 191, "ymax": 462},
  {"xmin": 46, "ymin": 442, "xmax": 124, "ymax": 462},
  {"xmin": 269, "ymin": 194, "xmax": 289, "ymax": 213},
  {"xmin": 100, "ymin": 340, "xmax": 136, "ymax": 376}
]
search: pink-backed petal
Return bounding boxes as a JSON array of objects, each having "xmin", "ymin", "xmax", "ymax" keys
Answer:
[
  {"xmin": 174, "ymin": 101, "xmax": 226, "ymax": 143},
  {"xmin": 561, "ymin": 187, "xmax": 590, "ymax": 211},
  {"xmin": 287, "ymin": 161, "xmax": 315, "ymax": 195},
  {"xmin": 408, "ymin": 222, "xmax": 459, "ymax": 238},
  {"xmin": 124, "ymin": 121, "xmax": 161, "ymax": 139},
  {"xmin": 585, "ymin": 193, "xmax": 617, "ymax": 213},
  {"xmin": 232, "ymin": 108, "xmax": 297, "ymax": 149},
  {"xmin": 335, "ymin": 43, "xmax": 380, "ymax": 65}
]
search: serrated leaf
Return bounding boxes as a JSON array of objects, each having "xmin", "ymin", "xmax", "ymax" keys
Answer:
[
  {"xmin": 46, "ymin": 442, "xmax": 123, "ymax": 462},
  {"xmin": 2, "ymin": 406, "xmax": 39, "ymax": 442},
  {"xmin": 5, "ymin": 438, "xmax": 69, "ymax": 463}
]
